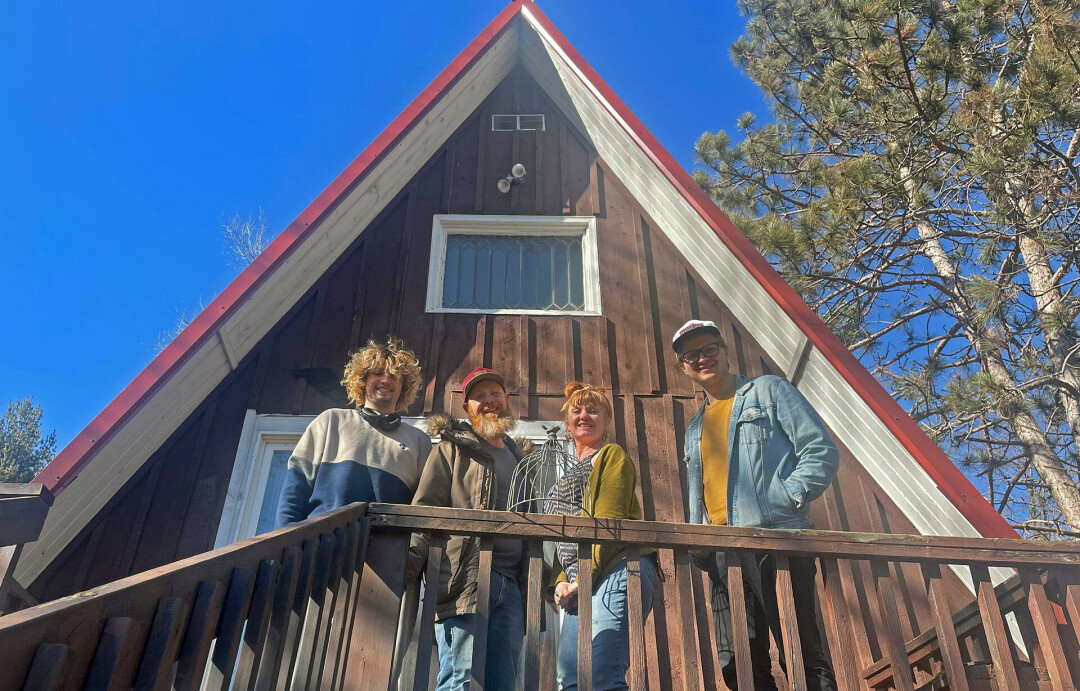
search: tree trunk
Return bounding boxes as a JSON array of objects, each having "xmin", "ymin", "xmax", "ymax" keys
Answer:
[
  {"xmin": 905, "ymin": 176, "xmax": 1080, "ymax": 530},
  {"xmin": 1016, "ymin": 232, "xmax": 1080, "ymax": 457}
]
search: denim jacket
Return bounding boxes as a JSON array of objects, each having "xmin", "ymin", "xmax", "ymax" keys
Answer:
[{"xmin": 684, "ymin": 374, "xmax": 839, "ymax": 530}]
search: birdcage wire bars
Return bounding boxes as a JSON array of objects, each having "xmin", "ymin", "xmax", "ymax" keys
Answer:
[{"xmin": 507, "ymin": 425, "xmax": 591, "ymax": 516}]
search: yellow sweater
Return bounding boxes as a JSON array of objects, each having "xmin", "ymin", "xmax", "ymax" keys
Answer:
[
  {"xmin": 700, "ymin": 396, "xmax": 734, "ymax": 525},
  {"xmin": 555, "ymin": 443, "xmax": 654, "ymax": 590}
]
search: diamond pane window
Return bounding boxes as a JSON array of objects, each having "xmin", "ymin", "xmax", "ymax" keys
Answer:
[
  {"xmin": 427, "ymin": 215, "xmax": 601, "ymax": 315},
  {"xmin": 442, "ymin": 235, "xmax": 584, "ymax": 310}
]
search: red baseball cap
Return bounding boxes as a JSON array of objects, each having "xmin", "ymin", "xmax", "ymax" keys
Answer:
[{"xmin": 462, "ymin": 367, "xmax": 506, "ymax": 401}]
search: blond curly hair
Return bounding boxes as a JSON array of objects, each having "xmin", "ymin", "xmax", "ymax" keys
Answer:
[{"xmin": 341, "ymin": 337, "xmax": 422, "ymax": 412}]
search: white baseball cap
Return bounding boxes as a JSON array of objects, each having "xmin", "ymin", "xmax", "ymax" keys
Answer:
[{"xmin": 671, "ymin": 319, "xmax": 723, "ymax": 353}]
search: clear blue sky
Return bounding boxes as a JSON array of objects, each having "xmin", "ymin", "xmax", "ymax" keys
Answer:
[{"xmin": 0, "ymin": 0, "xmax": 767, "ymax": 450}]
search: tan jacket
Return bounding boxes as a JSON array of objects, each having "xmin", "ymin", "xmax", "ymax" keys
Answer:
[{"xmin": 404, "ymin": 414, "xmax": 527, "ymax": 620}]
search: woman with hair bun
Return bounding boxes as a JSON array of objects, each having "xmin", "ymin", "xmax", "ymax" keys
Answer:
[{"xmin": 548, "ymin": 382, "xmax": 660, "ymax": 690}]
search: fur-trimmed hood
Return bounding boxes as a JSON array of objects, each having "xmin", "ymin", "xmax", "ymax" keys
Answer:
[
  {"xmin": 424, "ymin": 412, "xmax": 460, "ymax": 439},
  {"xmin": 424, "ymin": 413, "xmax": 525, "ymax": 459}
]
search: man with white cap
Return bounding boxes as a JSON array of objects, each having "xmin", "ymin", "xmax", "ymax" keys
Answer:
[{"xmin": 673, "ymin": 320, "xmax": 839, "ymax": 691}]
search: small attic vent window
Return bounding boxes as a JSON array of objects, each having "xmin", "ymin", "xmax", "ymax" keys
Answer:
[{"xmin": 492, "ymin": 114, "xmax": 546, "ymax": 132}]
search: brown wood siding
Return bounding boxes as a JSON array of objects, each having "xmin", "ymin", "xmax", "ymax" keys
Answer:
[{"xmin": 32, "ymin": 67, "xmax": 976, "ymax": 688}]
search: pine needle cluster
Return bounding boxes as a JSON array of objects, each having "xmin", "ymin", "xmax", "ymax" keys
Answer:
[{"xmin": 698, "ymin": 0, "xmax": 1080, "ymax": 536}]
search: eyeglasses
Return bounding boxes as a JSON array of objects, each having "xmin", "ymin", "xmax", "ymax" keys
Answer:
[{"xmin": 678, "ymin": 342, "xmax": 723, "ymax": 365}]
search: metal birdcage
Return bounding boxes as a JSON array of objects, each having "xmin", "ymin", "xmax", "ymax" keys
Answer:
[{"xmin": 507, "ymin": 425, "xmax": 591, "ymax": 516}]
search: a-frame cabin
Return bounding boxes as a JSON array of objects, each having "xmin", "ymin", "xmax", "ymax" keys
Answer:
[{"xmin": 4, "ymin": 2, "xmax": 1079, "ymax": 689}]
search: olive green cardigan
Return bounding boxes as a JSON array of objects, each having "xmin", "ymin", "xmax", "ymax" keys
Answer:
[{"xmin": 553, "ymin": 443, "xmax": 655, "ymax": 592}]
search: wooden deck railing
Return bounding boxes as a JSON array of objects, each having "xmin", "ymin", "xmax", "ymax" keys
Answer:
[
  {"xmin": 0, "ymin": 502, "xmax": 374, "ymax": 691},
  {"xmin": 374, "ymin": 505, "xmax": 1080, "ymax": 691},
  {"xmin": 1, "ymin": 502, "xmax": 1079, "ymax": 690}
]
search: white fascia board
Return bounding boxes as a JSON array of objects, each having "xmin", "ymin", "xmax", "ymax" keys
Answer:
[
  {"xmin": 16, "ymin": 29, "xmax": 520, "ymax": 586},
  {"xmin": 517, "ymin": 10, "xmax": 1010, "ymax": 586}
]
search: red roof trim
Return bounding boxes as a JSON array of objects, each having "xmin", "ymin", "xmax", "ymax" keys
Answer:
[
  {"xmin": 35, "ymin": 0, "xmax": 526, "ymax": 494},
  {"xmin": 518, "ymin": 1, "xmax": 1015, "ymax": 539},
  {"xmin": 41, "ymin": 0, "xmax": 1014, "ymax": 540}
]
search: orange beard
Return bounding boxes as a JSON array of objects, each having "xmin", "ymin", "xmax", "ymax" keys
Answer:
[{"xmin": 467, "ymin": 407, "xmax": 517, "ymax": 440}]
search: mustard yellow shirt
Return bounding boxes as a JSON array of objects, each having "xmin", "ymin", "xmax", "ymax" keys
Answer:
[{"xmin": 700, "ymin": 396, "xmax": 734, "ymax": 525}]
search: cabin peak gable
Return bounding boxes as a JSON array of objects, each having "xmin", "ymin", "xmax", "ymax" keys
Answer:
[{"xmin": 23, "ymin": 0, "xmax": 1015, "ymax": 598}]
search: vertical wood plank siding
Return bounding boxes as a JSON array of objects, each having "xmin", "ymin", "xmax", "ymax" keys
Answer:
[{"xmin": 32, "ymin": 66, "xmax": 974, "ymax": 687}]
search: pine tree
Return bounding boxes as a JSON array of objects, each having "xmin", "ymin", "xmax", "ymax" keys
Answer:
[
  {"xmin": 696, "ymin": 0, "xmax": 1080, "ymax": 535},
  {"xmin": 0, "ymin": 397, "xmax": 56, "ymax": 484}
]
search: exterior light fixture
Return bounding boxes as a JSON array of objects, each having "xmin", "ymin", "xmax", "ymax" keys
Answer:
[{"xmin": 496, "ymin": 163, "xmax": 527, "ymax": 194}]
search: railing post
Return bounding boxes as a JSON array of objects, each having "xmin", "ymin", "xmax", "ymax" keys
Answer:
[
  {"xmin": 412, "ymin": 533, "xmax": 445, "ymax": 691},
  {"xmin": 672, "ymin": 548, "xmax": 702, "ymax": 691},
  {"xmin": 691, "ymin": 564, "xmax": 719, "ymax": 691},
  {"xmin": 469, "ymin": 535, "xmax": 495, "ymax": 691},
  {"xmin": 724, "ymin": 551, "xmax": 754, "ymax": 691},
  {"xmin": 254, "ymin": 546, "xmax": 301, "ymax": 691},
  {"xmin": 234, "ymin": 559, "xmax": 282, "ymax": 691},
  {"xmin": 576, "ymin": 540, "xmax": 593, "ymax": 691},
  {"xmin": 208, "ymin": 567, "xmax": 257, "ymax": 691},
  {"xmin": 85, "ymin": 616, "xmax": 143, "ymax": 691},
  {"xmin": 306, "ymin": 528, "xmax": 348, "ymax": 690},
  {"xmin": 292, "ymin": 532, "xmax": 336, "ymax": 691},
  {"xmin": 341, "ymin": 529, "xmax": 408, "ymax": 690},
  {"xmin": 322, "ymin": 521, "xmax": 363, "ymax": 691},
  {"xmin": 523, "ymin": 539, "xmax": 545, "ymax": 691},
  {"xmin": 278, "ymin": 538, "xmax": 321, "ymax": 691},
  {"xmin": 775, "ymin": 555, "xmax": 808, "ymax": 691},
  {"xmin": 818, "ymin": 556, "xmax": 861, "ymax": 691},
  {"xmin": 921, "ymin": 561, "xmax": 970, "ymax": 691},
  {"xmin": 1065, "ymin": 579, "xmax": 1080, "ymax": 633},
  {"xmin": 1020, "ymin": 568, "xmax": 1073, "ymax": 691},
  {"xmin": 626, "ymin": 546, "xmax": 648, "ymax": 691},
  {"xmin": 869, "ymin": 557, "xmax": 916, "ymax": 691},
  {"xmin": 173, "ymin": 581, "xmax": 226, "ymax": 691},
  {"xmin": 133, "ymin": 596, "xmax": 192, "ymax": 689},
  {"xmin": 970, "ymin": 563, "xmax": 1021, "ymax": 691},
  {"xmin": 23, "ymin": 643, "xmax": 71, "ymax": 691},
  {"xmin": 331, "ymin": 518, "xmax": 371, "ymax": 691}
]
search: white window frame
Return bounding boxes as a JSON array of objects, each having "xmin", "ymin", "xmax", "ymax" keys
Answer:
[
  {"xmin": 214, "ymin": 411, "xmax": 564, "ymax": 549},
  {"xmin": 214, "ymin": 413, "xmax": 317, "ymax": 549},
  {"xmin": 491, "ymin": 114, "xmax": 546, "ymax": 131},
  {"xmin": 425, "ymin": 214, "xmax": 601, "ymax": 316}
]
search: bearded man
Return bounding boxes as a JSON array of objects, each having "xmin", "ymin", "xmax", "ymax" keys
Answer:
[{"xmin": 405, "ymin": 367, "xmax": 528, "ymax": 691}]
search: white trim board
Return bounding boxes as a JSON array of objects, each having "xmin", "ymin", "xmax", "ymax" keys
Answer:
[
  {"xmin": 515, "ymin": 11, "xmax": 1011, "ymax": 585},
  {"xmin": 20, "ymin": 9, "xmax": 1010, "ymax": 595},
  {"xmin": 16, "ymin": 27, "xmax": 521, "ymax": 586},
  {"xmin": 425, "ymin": 214, "xmax": 601, "ymax": 316}
]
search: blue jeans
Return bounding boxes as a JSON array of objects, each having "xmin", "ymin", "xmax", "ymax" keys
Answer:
[
  {"xmin": 434, "ymin": 571, "xmax": 525, "ymax": 691},
  {"xmin": 557, "ymin": 557, "xmax": 659, "ymax": 690}
]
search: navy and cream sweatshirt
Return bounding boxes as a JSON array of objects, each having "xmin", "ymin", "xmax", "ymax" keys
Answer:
[{"xmin": 274, "ymin": 408, "xmax": 432, "ymax": 528}]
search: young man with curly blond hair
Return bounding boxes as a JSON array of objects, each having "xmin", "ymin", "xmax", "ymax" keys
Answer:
[{"xmin": 274, "ymin": 337, "xmax": 432, "ymax": 528}]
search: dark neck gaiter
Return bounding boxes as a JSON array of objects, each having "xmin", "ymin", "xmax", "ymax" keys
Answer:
[{"xmin": 359, "ymin": 406, "xmax": 402, "ymax": 432}]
